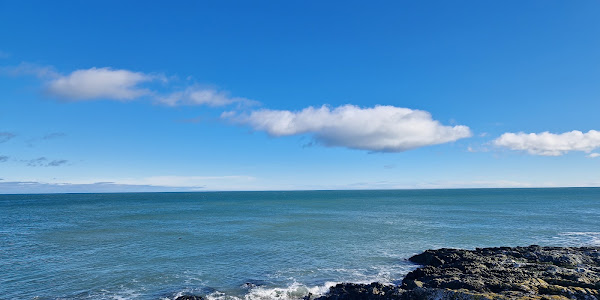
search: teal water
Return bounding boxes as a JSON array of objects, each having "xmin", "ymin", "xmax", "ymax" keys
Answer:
[{"xmin": 1, "ymin": 188, "xmax": 599, "ymax": 299}]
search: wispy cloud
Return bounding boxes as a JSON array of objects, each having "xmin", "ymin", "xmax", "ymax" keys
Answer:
[
  {"xmin": 114, "ymin": 175, "xmax": 256, "ymax": 188},
  {"xmin": 24, "ymin": 157, "xmax": 69, "ymax": 167},
  {"xmin": 224, "ymin": 104, "xmax": 472, "ymax": 152},
  {"xmin": 466, "ymin": 145, "xmax": 489, "ymax": 153},
  {"xmin": 158, "ymin": 86, "xmax": 258, "ymax": 107},
  {"xmin": 26, "ymin": 132, "xmax": 67, "ymax": 147},
  {"xmin": 0, "ymin": 155, "xmax": 8, "ymax": 162},
  {"xmin": 299, "ymin": 179, "xmax": 544, "ymax": 191},
  {"xmin": 25, "ymin": 157, "xmax": 47, "ymax": 167},
  {"xmin": 587, "ymin": 153, "xmax": 600, "ymax": 158},
  {"xmin": 494, "ymin": 130, "xmax": 600, "ymax": 156},
  {"xmin": 47, "ymin": 159, "xmax": 68, "ymax": 166},
  {"xmin": 2, "ymin": 62, "xmax": 59, "ymax": 78},
  {"xmin": 42, "ymin": 132, "xmax": 66, "ymax": 140},
  {"xmin": 0, "ymin": 132, "xmax": 16, "ymax": 143}
]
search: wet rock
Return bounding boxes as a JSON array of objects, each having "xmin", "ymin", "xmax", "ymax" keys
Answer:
[
  {"xmin": 313, "ymin": 246, "xmax": 600, "ymax": 300},
  {"xmin": 314, "ymin": 282, "xmax": 403, "ymax": 300},
  {"xmin": 241, "ymin": 279, "xmax": 268, "ymax": 289},
  {"xmin": 401, "ymin": 245, "xmax": 600, "ymax": 299},
  {"xmin": 174, "ymin": 295, "xmax": 204, "ymax": 300}
]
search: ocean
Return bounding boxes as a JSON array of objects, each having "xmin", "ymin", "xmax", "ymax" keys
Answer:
[{"xmin": 1, "ymin": 188, "xmax": 599, "ymax": 300}]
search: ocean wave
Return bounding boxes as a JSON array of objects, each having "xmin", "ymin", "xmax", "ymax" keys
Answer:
[
  {"xmin": 549, "ymin": 232, "xmax": 600, "ymax": 246},
  {"xmin": 181, "ymin": 263, "xmax": 415, "ymax": 300},
  {"xmin": 240, "ymin": 281, "xmax": 338, "ymax": 300},
  {"xmin": 163, "ymin": 281, "xmax": 340, "ymax": 300},
  {"xmin": 28, "ymin": 264, "xmax": 414, "ymax": 300}
]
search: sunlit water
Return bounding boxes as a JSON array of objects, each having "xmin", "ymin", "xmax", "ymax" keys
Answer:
[{"xmin": 1, "ymin": 188, "xmax": 599, "ymax": 299}]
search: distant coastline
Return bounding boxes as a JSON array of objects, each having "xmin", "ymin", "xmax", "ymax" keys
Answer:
[{"xmin": 1, "ymin": 186, "xmax": 600, "ymax": 195}]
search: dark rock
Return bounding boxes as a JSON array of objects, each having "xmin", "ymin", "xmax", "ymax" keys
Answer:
[
  {"xmin": 174, "ymin": 295, "xmax": 204, "ymax": 300},
  {"xmin": 241, "ymin": 282, "xmax": 258, "ymax": 289},
  {"xmin": 402, "ymin": 246, "xmax": 600, "ymax": 299},
  {"xmin": 241, "ymin": 279, "xmax": 268, "ymax": 289},
  {"xmin": 314, "ymin": 282, "xmax": 404, "ymax": 300},
  {"xmin": 313, "ymin": 246, "xmax": 600, "ymax": 300}
]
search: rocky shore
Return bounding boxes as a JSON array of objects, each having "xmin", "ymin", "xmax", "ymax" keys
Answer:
[
  {"xmin": 176, "ymin": 246, "xmax": 600, "ymax": 300},
  {"xmin": 312, "ymin": 246, "xmax": 600, "ymax": 300}
]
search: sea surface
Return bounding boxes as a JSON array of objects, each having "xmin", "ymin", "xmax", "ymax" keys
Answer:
[{"xmin": 1, "ymin": 188, "xmax": 599, "ymax": 300}]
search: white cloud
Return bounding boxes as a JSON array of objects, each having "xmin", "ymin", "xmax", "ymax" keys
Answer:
[
  {"xmin": 587, "ymin": 153, "xmax": 600, "ymax": 158},
  {"xmin": 45, "ymin": 67, "xmax": 155, "ymax": 100},
  {"xmin": 157, "ymin": 86, "xmax": 258, "ymax": 107},
  {"xmin": 494, "ymin": 130, "xmax": 600, "ymax": 156},
  {"xmin": 224, "ymin": 104, "xmax": 472, "ymax": 152},
  {"xmin": 5, "ymin": 63, "xmax": 257, "ymax": 107}
]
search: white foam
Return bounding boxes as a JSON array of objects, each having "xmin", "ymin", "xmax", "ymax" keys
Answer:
[
  {"xmin": 551, "ymin": 232, "xmax": 600, "ymax": 246},
  {"xmin": 167, "ymin": 281, "xmax": 338, "ymax": 300},
  {"xmin": 205, "ymin": 290, "xmax": 242, "ymax": 300},
  {"xmin": 241, "ymin": 281, "xmax": 339, "ymax": 300}
]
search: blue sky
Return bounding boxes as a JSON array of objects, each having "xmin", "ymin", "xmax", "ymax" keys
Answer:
[{"xmin": 1, "ymin": 0, "xmax": 599, "ymax": 193}]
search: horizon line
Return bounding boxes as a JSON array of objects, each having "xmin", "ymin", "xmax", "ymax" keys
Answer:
[{"xmin": 1, "ymin": 186, "xmax": 599, "ymax": 196}]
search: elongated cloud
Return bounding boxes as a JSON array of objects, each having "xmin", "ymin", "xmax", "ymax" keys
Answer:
[
  {"xmin": 46, "ymin": 67, "xmax": 154, "ymax": 100},
  {"xmin": 494, "ymin": 130, "xmax": 600, "ymax": 156},
  {"xmin": 5, "ymin": 63, "xmax": 258, "ymax": 107},
  {"xmin": 224, "ymin": 105, "xmax": 471, "ymax": 152},
  {"xmin": 2, "ymin": 62, "xmax": 58, "ymax": 78},
  {"xmin": 23, "ymin": 157, "xmax": 69, "ymax": 167},
  {"xmin": 158, "ymin": 86, "xmax": 258, "ymax": 107}
]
